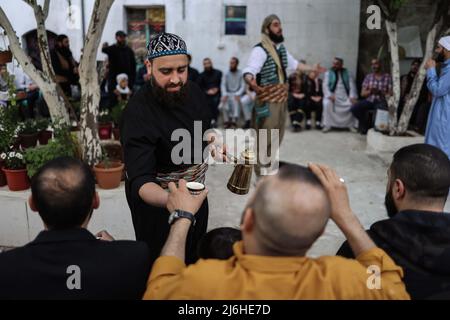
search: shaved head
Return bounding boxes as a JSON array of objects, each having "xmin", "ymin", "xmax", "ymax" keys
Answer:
[
  {"xmin": 245, "ymin": 164, "xmax": 331, "ymax": 256},
  {"xmin": 31, "ymin": 157, "xmax": 96, "ymax": 229}
]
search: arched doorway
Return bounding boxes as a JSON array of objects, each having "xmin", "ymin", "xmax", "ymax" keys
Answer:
[{"xmin": 22, "ymin": 29, "xmax": 57, "ymax": 71}]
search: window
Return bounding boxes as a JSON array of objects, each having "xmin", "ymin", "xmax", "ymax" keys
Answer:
[
  {"xmin": 225, "ymin": 5, "xmax": 246, "ymax": 35},
  {"xmin": 126, "ymin": 7, "xmax": 166, "ymax": 59}
]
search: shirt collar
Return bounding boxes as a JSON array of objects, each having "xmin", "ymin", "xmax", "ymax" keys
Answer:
[
  {"xmin": 30, "ymin": 228, "xmax": 97, "ymax": 245},
  {"xmin": 233, "ymin": 241, "xmax": 309, "ymax": 273}
]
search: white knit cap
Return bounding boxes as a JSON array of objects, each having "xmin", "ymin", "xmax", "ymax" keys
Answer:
[{"xmin": 438, "ymin": 36, "xmax": 450, "ymax": 51}]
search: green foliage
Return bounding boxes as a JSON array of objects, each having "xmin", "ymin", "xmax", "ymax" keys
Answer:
[
  {"xmin": 111, "ymin": 101, "xmax": 126, "ymax": 126},
  {"xmin": 18, "ymin": 119, "xmax": 39, "ymax": 135},
  {"xmin": 35, "ymin": 118, "xmax": 51, "ymax": 132},
  {"xmin": 0, "ymin": 105, "xmax": 19, "ymax": 153},
  {"xmin": 24, "ymin": 119, "xmax": 77, "ymax": 178},
  {"xmin": 98, "ymin": 145, "xmax": 112, "ymax": 168},
  {"xmin": 98, "ymin": 109, "xmax": 112, "ymax": 123}
]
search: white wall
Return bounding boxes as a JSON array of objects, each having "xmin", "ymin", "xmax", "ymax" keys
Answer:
[{"xmin": 0, "ymin": 0, "xmax": 361, "ymax": 77}]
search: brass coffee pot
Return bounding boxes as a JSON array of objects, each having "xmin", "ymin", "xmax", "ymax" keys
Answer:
[{"xmin": 227, "ymin": 149, "xmax": 255, "ymax": 195}]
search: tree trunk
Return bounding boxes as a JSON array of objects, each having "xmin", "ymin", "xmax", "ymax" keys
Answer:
[
  {"xmin": 385, "ymin": 20, "xmax": 401, "ymax": 136},
  {"xmin": 78, "ymin": 0, "xmax": 114, "ymax": 166},
  {"xmin": 396, "ymin": 23, "xmax": 439, "ymax": 134},
  {"xmin": 0, "ymin": 2, "xmax": 70, "ymax": 124}
]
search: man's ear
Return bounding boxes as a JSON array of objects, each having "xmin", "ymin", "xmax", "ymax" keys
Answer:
[
  {"xmin": 393, "ymin": 179, "xmax": 406, "ymax": 200},
  {"xmin": 28, "ymin": 195, "xmax": 38, "ymax": 212},
  {"xmin": 92, "ymin": 192, "xmax": 100, "ymax": 210},
  {"xmin": 241, "ymin": 207, "xmax": 255, "ymax": 233},
  {"xmin": 144, "ymin": 59, "xmax": 152, "ymax": 76}
]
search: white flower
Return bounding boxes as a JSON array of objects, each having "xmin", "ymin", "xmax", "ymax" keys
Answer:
[
  {"xmin": 16, "ymin": 153, "xmax": 23, "ymax": 160},
  {"xmin": 8, "ymin": 152, "xmax": 15, "ymax": 158},
  {"xmin": 0, "ymin": 153, "xmax": 6, "ymax": 160}
]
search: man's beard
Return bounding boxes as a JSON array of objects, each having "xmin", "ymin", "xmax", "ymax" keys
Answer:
[
  {"xmin": 150, "ymin": 76, "xmax": 188, "ymax": 108},
  {"xmin": 435, "ymin": 51, "xmax": 446, "ymax": 63},
  {"xmin": 57, "ymin": 46, "xmax": 73, "ymax": 59},
  {"xmin": 384, "ymin": 190, "xmax": 398, "ymax": 218},
  {"xmin": 268, "ymin": 30, "xmax": 284, "ymax": 44},
  {"xmin": 230, "ymin": 66, "xmax": 238, "ymax": 72}
]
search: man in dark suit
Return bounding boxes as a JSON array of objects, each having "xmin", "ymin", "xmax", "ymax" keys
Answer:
[{"xmin": 0, "ymin": 157, "xmax": 150, "ymax": 300}]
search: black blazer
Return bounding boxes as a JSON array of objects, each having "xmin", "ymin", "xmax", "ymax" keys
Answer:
[{"xmin": 0, "ymin": 228, "xmax": 151, "ymax": 300}]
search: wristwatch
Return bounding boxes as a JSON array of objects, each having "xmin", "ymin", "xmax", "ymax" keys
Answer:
[{"xmin": 168, "ymin": 209, "xmax": 196, "ymax": 226}]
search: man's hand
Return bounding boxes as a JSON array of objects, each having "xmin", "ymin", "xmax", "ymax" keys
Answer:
[
  {"xmin": 207, "ymin": 88, "xmax": 219, "ymax": 96},
  {"xmin": 96, "ymin": 230, "xmax": 114, "ymax": 241},
  {"xmin": 309, "ymin": 163, "xmax": 376, "ymax": 256},
  {"xmin": 167, "ymin": 179, "xmax": 208, "ymax": 215},
  {"xmin": 221, "ymin": 96, "xmax": 228, "ymax": 103},
  {"xmin": 329, "ymin": 95, "xmax": 336, "ymax": 102},
  {"xmin": 102, "ymin": 42, "xmax": 109, "ymax": 49},
  {"xmin": 311, "ymin": 96, "xmax": 322, "ymax": 103},
  {"xmin": 350, "ymin": 98, "xmax": 358, "ymax": 105},
  {"xmin": 308, "ymin": 163, "xmax": 353, "ymax": 225},
  {"xmin": 313, "ymin": 63, "xmax": 327, "ymax": 74},
  {"xmin": 234, "ymin": 95, "xmax": 241, "ymax": 102},
  {"xmin": 293, "ymin": 93, "xmax": 305, "ymax": 99},
  {"xmin": 208, "ymin": 134, "xmax": 228, "ymax": 162},
  {"xmin": 425, "ymin": 59, "xmax": 436, "ymax": 70}
]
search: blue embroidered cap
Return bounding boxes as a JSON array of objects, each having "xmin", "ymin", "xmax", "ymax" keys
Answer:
[{"xmin": 147, "ymin": 33, "xmax": 188, "ymax": 60}]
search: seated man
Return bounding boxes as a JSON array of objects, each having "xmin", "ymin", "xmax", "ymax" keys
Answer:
[
  {"xmin": 337, "ymin": 144, "xmax": 450, "ymax": 300},
  {"xmin": 322, "ymin": 57, "xmax": 358, "ymax": 133},
  {"xmin": 0, "ymin": 157, "xmax": 150, "ymax": 300},
  {"xmin": 351, "ymin": 58, "xmax": 392, "ymax": 134},
  {"xmin": 197, "ymin": 227, "xmax": 242, "ymax": 260},
  {"xmin": 143, "ymin": 166, "xmax": 410, "ymax": 299}
]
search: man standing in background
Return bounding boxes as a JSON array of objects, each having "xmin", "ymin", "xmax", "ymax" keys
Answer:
[
  {"xmin": 198, "ymin": 58, "xmax": 222, "ymax": 128},
  {"xmin": 221, "ymin": 57, "xmax": 245, "ymax": 128},
  {"xmin": 424, "ymin": 36, "xmax": 450, "ymax": 158},
  {"xmin": 102, "ymin": 31, "xmax": 136, "ymax": 107}
]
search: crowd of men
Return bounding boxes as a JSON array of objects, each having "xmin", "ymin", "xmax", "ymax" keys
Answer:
[
  {"xmin": 0, "ymin": 13, "xmax": 449, "ymax": 301},
  {"xmin": 0, "ymin": 142, "xmax": 449, "ymax": 299}
]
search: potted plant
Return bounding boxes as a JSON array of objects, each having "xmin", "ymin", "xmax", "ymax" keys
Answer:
[
  {"xmin": 0, "ymin": 106, "xmax": 18, "ymax": 187},
  {"xmin": 111, "ymin": 101, "xmax": 126, "ymax": 141},
  {"xmin": 97, "ymin": 109, "xmax": 113, "ymax": 140},
  {"xmin": 17, "ymin": 119, "xmax": 39, "ymax": 149},
  {"xmin": 93, "ymin": 149, "xmax": 124, "ymax": 189},
  {"xmin": 35, "ymin": 118, "xmax": 52, "ymax": 145},
  {"xmin": 1, "ymin": 150, "xmax": 29, "ymax": 191},
  {"xmin": 25, "ymin": 139, "xmax": 76, "ymax": 178}
]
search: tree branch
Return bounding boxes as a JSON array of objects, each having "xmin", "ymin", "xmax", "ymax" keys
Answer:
[
  {"xmin": 43, "ymin": 0, "xmax": 50, "ymax": 20},
  {"xmin": 0, "ymin": 6, "xmax": 46, "ymax": 88}
]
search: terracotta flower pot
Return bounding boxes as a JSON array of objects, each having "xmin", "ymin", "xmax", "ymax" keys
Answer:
[
  {"xmin": 2, "ymin": 168, "xmax": 30, "ymax": 191},
  {"xmin": 19, "ymin": 133, "xmax": 39, "ymax": 149},
  {"xmin": 93, "ymin": 162, "xmax": 124, "ymax": 189},
  {"xmin": 112, "ymin": 127, "xmax": 120, "ymax": 141},
  {"xmin": 0, "ymin": 160, "xmax": 7, "ymax": 187},
  {"xmin": 38, "ymin": 130, "xmax": 53, "ymax": 145},
  {"xmin": 98, "ymin": 122, "xmax": 113, "ymax": 140}
]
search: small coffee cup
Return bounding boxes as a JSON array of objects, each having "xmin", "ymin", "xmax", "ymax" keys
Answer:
[{"xmin": 186, "ymin": 182, "xmax": 205, "ymax": 195}]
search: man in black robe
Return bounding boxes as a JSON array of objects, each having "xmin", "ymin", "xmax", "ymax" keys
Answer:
[{"xmin": 120, "ymin": 33, "xmax": 214, "ymax": 267}]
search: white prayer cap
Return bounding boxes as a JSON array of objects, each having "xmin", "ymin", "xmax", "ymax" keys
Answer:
[
  {"xmin": 116, "ymin": 73, "xmax": 128, "ymax": 83},
  {"xmin": 438, "ymin": 36, "xmax": 450, "ymax": 51}
]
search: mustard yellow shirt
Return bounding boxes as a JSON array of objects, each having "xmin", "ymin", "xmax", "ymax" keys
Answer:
[{"xmin": 143, "ymin": 241, "xmax": 410, "ymax": 300}]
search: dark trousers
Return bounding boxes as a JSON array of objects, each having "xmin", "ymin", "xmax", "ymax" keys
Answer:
[
  {"xmin": 288, "ymin": 96, "xmax": 306, "ymax": 127},
  {"xmin": 125, "ymin": 180, "xmax": 209, "ymax": 268},
  {"xmin": 305, "ymin": 100, "xmax": 323, "ymax": 122},
  {"xmin": 207, "ymin": 94, "xmax": 221, "ymax": 123},
  {"xmin": 351, "ymin": 99, "xmax": 376, "ymax": 134}
]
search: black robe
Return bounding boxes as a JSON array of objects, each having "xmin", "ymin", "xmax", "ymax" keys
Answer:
[{"xmin": 120, "ymin": 81, "xmax": 211, "ymax": 267}]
